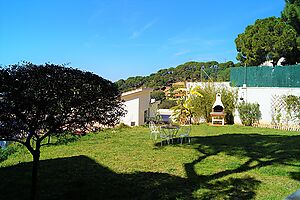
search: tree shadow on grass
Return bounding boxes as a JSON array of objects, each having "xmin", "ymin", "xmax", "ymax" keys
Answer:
[
  {"xmin": 0, "ymin": 155, "xmax": 194, "ymax": 200},
  {"xmin": 1, "ymin": 133, "xmax": 299, "ymax": 200},
  {"xmin": 290, "ymin": 172, "xmax": 300, "ymax": 181},
  {"xmin": 0, "ymin": 154, "xmax": 261, "ymax": 200},
  {"xmin": 182, "ymin": 133, "xmax": 300, "ymax": 199}
]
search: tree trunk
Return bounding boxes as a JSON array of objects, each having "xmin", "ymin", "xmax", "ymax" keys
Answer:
[{"xmin": 31, "ymin": 150, "xmax": 40, "ymax": 200}]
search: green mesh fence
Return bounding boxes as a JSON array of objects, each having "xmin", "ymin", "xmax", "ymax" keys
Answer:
[{"xmin": 230, "ymin": 65, "xmax": 300, "ymax": 87}]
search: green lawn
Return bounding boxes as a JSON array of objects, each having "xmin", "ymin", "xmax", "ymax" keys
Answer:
[{"xmin": 0, "ymin": 124, "xmax": 300, "ymax": 199}]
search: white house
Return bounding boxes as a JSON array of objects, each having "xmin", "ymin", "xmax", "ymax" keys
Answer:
[{"xmin": 120, "ymin": 88, "xmax": 153, "ymax": 126}]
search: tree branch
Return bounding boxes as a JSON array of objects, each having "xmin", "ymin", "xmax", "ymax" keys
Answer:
[{"xmin": 39, "ymin": 131, "xmax": 51, "ymax": 143}]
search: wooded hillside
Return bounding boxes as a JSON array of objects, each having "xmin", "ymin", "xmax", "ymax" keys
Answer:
[{"xmin": 115, "ymin": 61, "xmax": 241, "ymax": 92}]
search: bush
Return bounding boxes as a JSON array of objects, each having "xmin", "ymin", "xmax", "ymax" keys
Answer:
[
  {"xmin": 116, "ymin": 123, "xmax": 131, "ymax": 129},
  {"xmin": 237, "ymin": 102, "xmax": 261, "ymax": 126},
  {"xmin": 55, "ymin": 134, "xmax": 81, "ymax": 145},
  {"xmin": 150, "ymin": 90, "xmax": 166, "ymax": 101},
  {"xmin": 158, "ymin": 99, "xmax": 177, "ymax": 109},
  {"xmin": 0, "ymin": 145, "xmax": 18, "ymax": 162}
]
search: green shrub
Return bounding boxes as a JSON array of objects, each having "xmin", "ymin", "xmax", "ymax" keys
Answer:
[
  {"xmin": 158, "ymin": 99, "xmax": 177, "ymax": 109},
  {"xmin": 237, "ymin": 102, "xmax": 261, "ymax": 126},
  {"xmin": 150, "ymin": 90, "xmax": 166, "ymax": 101},
  {"xmin": 55, "ymin": 134, "xmax": 81, "ymax": 145},
  {"xmin": 0, "ymin": 145, "xmax": 18, "ymax": 162},
  {"xmin": 284, "ymin": 95, "xmax": 300, "ymax": 121},
  {"xmin": 115, "ymin": 123, "xmax": 131, "ymax": 129}
]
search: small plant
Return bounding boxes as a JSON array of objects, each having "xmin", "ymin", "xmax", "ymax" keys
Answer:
[
  {"xmin": 271, "ymin": 95, "xmax": 300, "ymax": 125},
  {"xmin": 237, "ymin": 102, "xmax": 261, "ymax": 126},
  {"xmin": 284, "ymin": 95, "xmax": 300, "ymax": 122},
  {"xmin": 115, "ymin": 123, "xmax": 131, "ymax": 129}
]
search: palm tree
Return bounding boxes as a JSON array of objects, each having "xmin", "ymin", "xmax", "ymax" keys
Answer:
[{"xmin": 171, "ymin": 86, "xmax": 202, "ymax": 124}]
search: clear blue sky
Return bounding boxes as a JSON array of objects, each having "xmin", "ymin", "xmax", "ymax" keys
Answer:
[{"xmin": 0, "ymin": 0, "xmax": 285, "ymax": 81}]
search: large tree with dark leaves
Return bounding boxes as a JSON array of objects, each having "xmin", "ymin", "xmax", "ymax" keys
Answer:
[
  {"xmin": 235, "ymin": 17, "xmax": 300, "ymax": 66},
  {"xmin": 0, "ymin": 62, "xmax": 125, "ymax": 200},
  {"xmin": 282, "ymin": 0, "xmax": 300, "ymax": 35}
]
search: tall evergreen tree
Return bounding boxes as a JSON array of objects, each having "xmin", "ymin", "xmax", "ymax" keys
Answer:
[
  {"xmin": 282, "ymin": 0, "xmax": 300, "ymax": 35},
  {"xmin": 235, "ymin": 17, "xmax": 299, "ymax": 66}
]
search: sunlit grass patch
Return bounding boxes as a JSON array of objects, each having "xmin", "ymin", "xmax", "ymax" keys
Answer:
[{"xmin": 1, "ymin": 124, "xmax": 300, "ymax": 199}]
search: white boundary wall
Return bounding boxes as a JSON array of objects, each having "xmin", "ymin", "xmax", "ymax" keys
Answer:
[
  {"xmin": 187, "ymin": 82, "xmax": 300, "ymax": 125},
  {"xmin": 235, "ymin": 87, "xmax": 300, "ymax": 124},
  {"xmin": 186, "ymin": 82, "xmax": 230, "ymax": 90}
]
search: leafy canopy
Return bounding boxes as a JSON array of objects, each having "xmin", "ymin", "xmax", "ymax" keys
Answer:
[
  {"xmin": 0, "ymin": 62, "xmax": 124, "ymax": 142},
  {"xmin": 0, "ymin": 62, "xmax": 125, "ymax": 199},
  {"xmin": 235, "ymin": 17, "xmax": 300, "ymax": 66},
  {"xmin": 282, "ymin": 0, "xmax": 300, "ymax": 35}
]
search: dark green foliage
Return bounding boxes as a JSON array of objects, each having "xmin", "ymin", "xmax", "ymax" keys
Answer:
[
  {"xmin": 115, "ymin": 61, "xmax": 234, "ymax": 92},
  {"xmin": 282, "ymin": 0, "xmax": 300, "ymax": 67},
  {"xmin": 237, "ymin": 102, "xmax": 262, "ymax": 126},
  {"xmin": 235, "ymin": 17, "xmax": 300, "ymax": 66},
  {"xmin": 0, "ymin": 62, "xmax": 125, "ymax": 140},
  {"xmin": 158, "ymin": 99, "xmax": 177, "ymax": 109},
  {"xmin": 150, "ymin": 90, "xmax": 166, "ymax": 101},
  {"xmin": 0, "ymin": 145, "xmax": 17, "ymax": 162},
  {"xmin": 0, "ymin": 62, "xmax": 125, "ymax": 199},
  {"xmin": 115, "ymin": 76, "xmax": 146, "ymax": 92},
  {"xmin": 55, "ymin": 134, "xmax": 81, "ymax": 145},
  {"xmin": 282, "ymin": 0, "xmax": 300, "ymax": 35}
]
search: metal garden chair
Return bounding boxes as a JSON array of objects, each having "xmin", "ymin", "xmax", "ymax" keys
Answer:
[
  {"xmin": 178, "ymin": 125, "xmax": 191, "ymax": 144},
  {"xmin": 149, "ymin": 121, "xmax": 160, "ymax": 140}
]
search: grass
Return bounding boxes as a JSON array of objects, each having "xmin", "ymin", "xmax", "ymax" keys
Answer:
[{"xmin": 0, "ymin": 124, "xmax": 300, "ymax": 199}]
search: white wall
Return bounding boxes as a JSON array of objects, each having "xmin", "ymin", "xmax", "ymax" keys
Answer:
[
  {"xmin": 120, "ymin": 88, "xmax": 152, "ymax": 126},
  {"xmin": 186, "ymin": 82, "xmax": 230, "ymax": 90},
  {"xmin": 121, "ymin": 98, "xmax": 139, "ymax": 126},
  {"xmin": 187, "ymin": 81, "xmax": 300, "ymax": 125},
  {"xmin": 235, "ymin": 87, "xmax": 300, "ymax": 124}
]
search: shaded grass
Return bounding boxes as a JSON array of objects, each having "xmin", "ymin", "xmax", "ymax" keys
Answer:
[{"xmin": 0, "ymin": 124, "xmax": 300, "ymax": 199}]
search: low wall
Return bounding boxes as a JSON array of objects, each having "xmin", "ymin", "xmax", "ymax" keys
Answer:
[{"xmin": 235, "ymin": 87, "xmax": 300, "ymax": 125}]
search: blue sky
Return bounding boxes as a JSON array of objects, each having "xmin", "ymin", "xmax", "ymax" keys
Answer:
[{"xmin": 0, "ymin": 0, "xmax": 285, "ymax": 81}]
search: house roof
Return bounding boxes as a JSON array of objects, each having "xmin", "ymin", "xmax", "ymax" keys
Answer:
[{"xmin": 121, "ymin": 88, "xmax": 153, "ymax": 97}]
